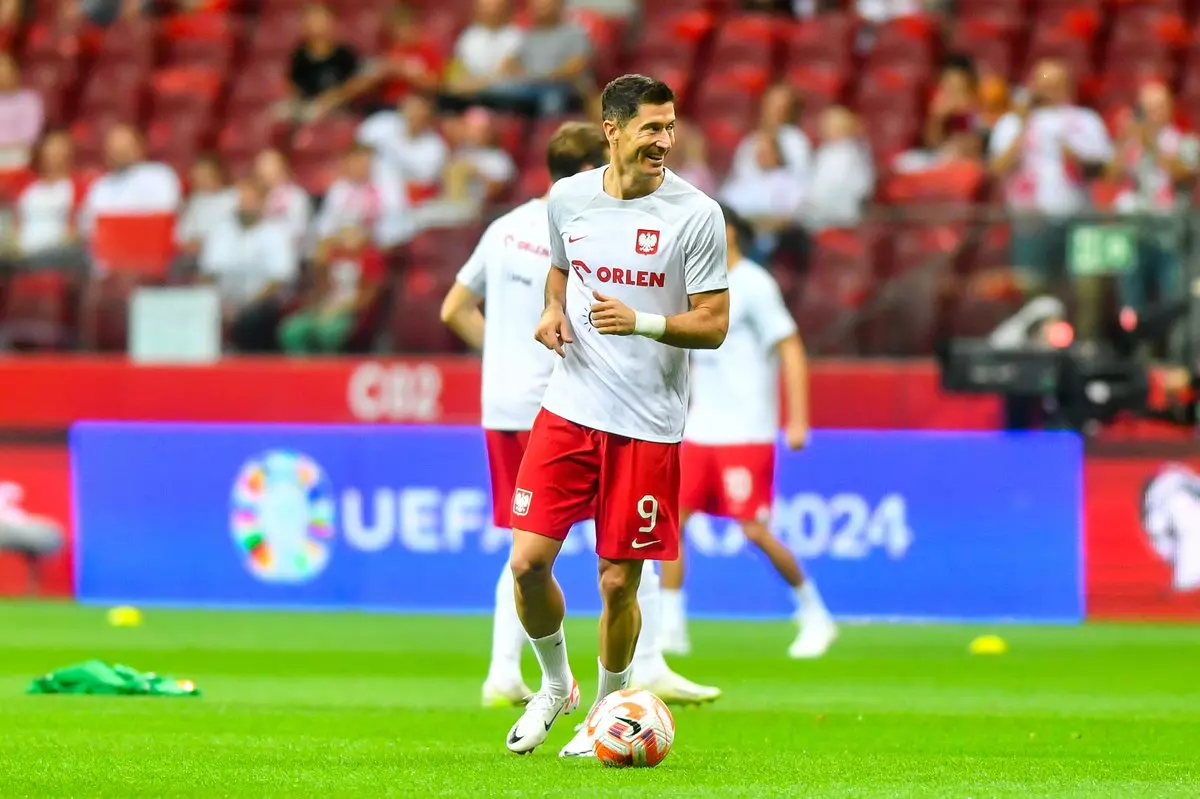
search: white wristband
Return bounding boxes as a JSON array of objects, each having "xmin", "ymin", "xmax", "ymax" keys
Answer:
[{"xmin": 633, "ymin": 311, "xmax": 667, "ymax": 340}]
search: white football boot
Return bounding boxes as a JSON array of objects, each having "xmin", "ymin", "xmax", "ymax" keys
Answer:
[
  {"xmin": 482, "ymin": 678, "xmax": 533, "ymax": 709},
  {"xmin": 787, "ymin": 615, "xmax": 839, "ymax": 659},
  {"xmin": 559, "ymin": 701, "xmax": 604, "ymax": 758},
  {"xmin": 505, "ymin": 680, "xmax": 580, "ymax": 754},
  {"xmin": 631, "ymin": 667, "xmax": 721, "ymax": 705}
]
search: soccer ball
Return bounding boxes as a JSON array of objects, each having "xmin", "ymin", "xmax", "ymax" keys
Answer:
[{"xmin": 588, "ymin": 688, "xmax": 675, "ymax": 768}]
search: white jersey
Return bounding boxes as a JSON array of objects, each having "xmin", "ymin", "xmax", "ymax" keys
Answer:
[
  {"xmin": 685, "ymin": 260, "xmax": 797, "ymax": 445},
  {"xmin": 456, "ymin": 199, "xmax": 556, "ymax": 431},
  {"xmin": 540, "ymin": 168, "xmax": 729, "ymax": 443}
]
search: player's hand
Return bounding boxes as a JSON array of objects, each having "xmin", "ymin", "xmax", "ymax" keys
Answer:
[
  {"xmin": 590, "ymin": 290, "xmax": 636, "ymax": 336},
  {"xmin": 784, "ymin": 422, "xmax": 809, "ymax": 451},
  {"xmin": 535, "ymin": 303, "xmax": 573, "ymax": 357}
]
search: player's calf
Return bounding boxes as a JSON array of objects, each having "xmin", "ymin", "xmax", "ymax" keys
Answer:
[{"xmin": 597, "ymin": 559, "xmax": 644, "ymax": 694}]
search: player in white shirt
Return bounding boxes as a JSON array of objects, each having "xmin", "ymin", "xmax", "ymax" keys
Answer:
[
  {"xmin": 440, "ymin": 121, "xmax": 721, "ymax": 713},
  {"xmin": 660, "ymin": 204, "xmax": 838, "ymax": 660},
  {"xmin": 501, "ymin": 75, "xmax": 729, "ymax": 757}
]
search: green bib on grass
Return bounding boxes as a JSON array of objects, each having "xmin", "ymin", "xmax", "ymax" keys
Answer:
[{"xmin": 27, "ymin": 660, "xmax": 201, "ymax": 697}]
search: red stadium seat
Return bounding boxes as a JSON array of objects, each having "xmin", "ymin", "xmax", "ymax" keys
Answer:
[
  {"xmin": 391, "ymin": 267, "xmax": 468, "ymax": 353},
  {"xmin": 292, "ymin": 117, "xmax": 360, "ymax": 162},
  {"xmin": 22, "ymin": 59, "xmax": 75, "ymax": 128},
  {"xmin": 783, "ymin": 12, "xmax": 855, "ymax": 71},
  {"xmin": 228, "ymin": 63, "xmax": 292, "ymax": 112},
  {"xmin": 0, "ymin": 271, "xmax": 75, "ymax": 351},
  {"xmin": 709, "ymin": 14, "xmax": 780, "ymax": 72},
  {"xmin": 78, "ymin": 63, "xmax": 147, "ymax": 120},
  {"xmin": 792, "ymin": 231, "xmax": 875, "ymax": 356},
  {"xmin": 880, "ymin": 162, "xmax": 986, "ymax": 205}
]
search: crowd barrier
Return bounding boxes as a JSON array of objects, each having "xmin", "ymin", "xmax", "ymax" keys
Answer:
[{"xmin": 70, "ymin": 423, "xmax": 1083, "ymax": 623}]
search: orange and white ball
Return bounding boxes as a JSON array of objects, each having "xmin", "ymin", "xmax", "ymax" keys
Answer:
[{"xmin": 589, "ymin": 689, "xmax": 675, "ymax": 768}]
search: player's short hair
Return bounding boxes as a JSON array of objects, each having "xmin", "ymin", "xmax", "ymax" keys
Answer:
[
  {"xmin": 546, "ymin": 121, "xmax": 609, "ymax": 182},
  {"xmin": 717, "ymin": 203, "xmax": 754, "ymax": 254},
  {"xmin": 601, "ymin": 74, "xmax": 676, "ymax": 128}
]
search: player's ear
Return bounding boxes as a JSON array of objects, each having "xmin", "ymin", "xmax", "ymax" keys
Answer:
[{"xmin": 602, "ymin": 119, "xmax": 619, "ymax": 144}]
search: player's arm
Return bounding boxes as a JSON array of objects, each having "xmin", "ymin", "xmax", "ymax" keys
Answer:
[
  {"xmin": 776, "ymin": 333, "xmax": 810, "ymax": 450},
  {"xmin": 441, "ymin": 226, "xmax": 492, "ymax": 351},
  {"xmin": 440, "ymin": 281, "xmax": 485, "ymax": 351},
  {"xmin": 535, "ymin": 265, "xmax": 574, "ymax": 358}
]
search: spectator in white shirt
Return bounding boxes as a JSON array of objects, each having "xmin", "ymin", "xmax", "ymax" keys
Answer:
[
  {"xmin": 78, "ymin": 125, "xmax": 182, "ymax": 242},
  {"xmin": 315, "ymin": 143, "xmax": 411, "ymax": 250},
  {"xmin": 1108, "ymin": 82, "xmax": 1199, "ymax": 316},
  {"xmin": 732, "ymin": 84, "xmax": 811, "ymax": 186},
  {"xmin": 12, "ymin": 132, "xmax": 85, "ymax": 269},
  {"xmin": 175, "ymin": 153, "xmax": 238, "ymax": 260},
  {"xmin": 989, "ymin": 59, "xmax": 1113, "ymax": 290},
  {"xmin": 481, "ymin": 0, "xmax": 590, "ymax": 117},
  {"xmin": 415, "ymin": 107, "xmax": 515, "ymax": 228},
  {"xmin": 0, "ymin": 52, "xmax": 44, "ymax": 174},
  {"xmin": 445, "ymin": 0, "xmax": 524, "ymax": 97},
  {"xmin": 200, "ymin": 178, "xmax": 299, "ymax": 352},
  {"xmin": 357, "ymin": 91, "xmax": 448, "ymax": 204},
  {"xmin": 254, "ymin": 148, "xmax": 313, "ymax": 251},
  {"xmin": 721, "ymin": 132, "xmax": 805, "ymax": 260},
  {"xmin": 801, "ymin": 106, "xmax": 875, "ymax": 232}
]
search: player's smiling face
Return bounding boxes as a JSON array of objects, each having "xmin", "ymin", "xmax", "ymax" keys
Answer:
[{"xmin": 619, "ymin": 102, "xmax": 676, "ymax": 177}]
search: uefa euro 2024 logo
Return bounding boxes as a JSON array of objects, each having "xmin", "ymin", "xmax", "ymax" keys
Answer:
[{"xmin": 230, "ymin": 450, "xmax": 336, "ymax": 584}]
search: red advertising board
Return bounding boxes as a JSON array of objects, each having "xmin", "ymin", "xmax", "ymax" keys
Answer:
[
  {"xmin": 1086, "ymin": 456, "xmax": 1200, "ymax": 620},
  {"xmin": 0, "ymin": 356, "xmax": 1001, "ymax": 430},
  {"xmin": 0, "ymin": 447, "xmax": 73, "ymax": 597}
]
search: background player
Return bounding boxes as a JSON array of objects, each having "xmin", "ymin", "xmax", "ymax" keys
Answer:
[
  {"xmin": 660, "ymin": 204, "xmax": 838, "ymax": 660},
  {"xmin": 503, "ymin": 74, "xmax": 730, "ymax": 757},
  {"xmin": 439, "ymin": 122, "xmax": 720, "ymax": 711}
]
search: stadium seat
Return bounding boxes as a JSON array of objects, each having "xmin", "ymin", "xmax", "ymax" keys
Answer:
[
  {"xmin": 0, "ymin": 271, "xmax": 75, "ymax": 351},
  {"xmin": 391, "ymin": 267, "xmax": 468, "ymax": 353},
  {"xmin": 22, "ymin": 59, "xmax": 75, "ymax": 128},
  {"xmin": 783, "ymin": 12, "xmax": 855, "ymax": 72},
  {"xmin": 880, "ymin": 162, "xmax": 986, "ymax": 205},
  {"xmin": 709, "ymin": 14, "xmax": 780, "ymax": 72},
  {"xmin": 791, "ymin": 229, "xmax": 876, "ymax": 355}
]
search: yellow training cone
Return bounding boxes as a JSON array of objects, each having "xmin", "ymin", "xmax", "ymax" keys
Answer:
[
  {"xmin": 107, "ymin": 606, "xmax": 143, "ymax": 628},
  {"xmin": 969, "ymin": 634, "xmax": 1007, "ymax": 655}
]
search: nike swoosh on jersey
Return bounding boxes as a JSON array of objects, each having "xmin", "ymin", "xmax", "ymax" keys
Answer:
[
  {"xmin": 631, "ymin": 539, "xmax": 659, "ymax": 549},
  {"xmin": 567, "ymin": 235, "xmax": 587, "ymax": 243}
]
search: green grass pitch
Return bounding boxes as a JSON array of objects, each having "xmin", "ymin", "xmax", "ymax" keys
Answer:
[{"xmin": 1, "ymin": 603, "xmax": 1198, "ymax": 798}]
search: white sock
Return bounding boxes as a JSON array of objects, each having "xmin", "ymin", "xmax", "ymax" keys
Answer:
[
  {"xmin": 596, "ymin": 656, "xmax": 633, "ymax": 703},
  {"xmin": 660, "ymin": 588, "xmax": 686, "ymax": 637},
  {"xmin": 795, "ymin": 580, "xmax": 831, "ymax": 624},
  {"xmin": 529, "ymin": 627, "xmax": 573, "ymax": 697},
  {"xmin": 631, "ymin": 564, "xmax": 669, "ymax": 684},
  {"xmin": 486, "ymin": 555, "xmax": 526, "ymax": 686}
]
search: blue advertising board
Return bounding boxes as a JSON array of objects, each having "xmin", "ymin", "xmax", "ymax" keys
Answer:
[{"xmin": 72, "ymin": 424, "xmax": 1083, "ymax": 622}]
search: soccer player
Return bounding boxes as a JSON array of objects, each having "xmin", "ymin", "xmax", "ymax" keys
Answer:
[
  {"xmin": 501, "ymin": 74, "xmax": 730, "ymax": 757},
  {"xmin": 439, "ymin": 121, "xmax": 721, "ymax": 711},
  {"xmin": 659, "ymin": 204, "xmax": 838, "ymax": 659}
]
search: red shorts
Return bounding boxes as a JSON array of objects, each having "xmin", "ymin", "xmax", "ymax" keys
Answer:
[
  {"xmin": 484, "ymin": 429, "xmax": 531, "ymax": 529},
  {"xmin": 512, "ymin": 409, "xmax": 681, "ymax": 561},
  {"xmin": 679, "ymin": 442, "xmax": 775, "ymax": 523}
]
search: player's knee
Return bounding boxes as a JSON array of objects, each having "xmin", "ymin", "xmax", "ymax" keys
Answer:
[
  {"xmin": 509, "ymin": 542, "xmax": 555, "ymax": 588},
  {"xmin": 742, "ymin": 521, "xmax": 771, "ymax": 546},
  {"xmin": 597, "ymin": 563, "xmax": 641, "ymax": 608}
]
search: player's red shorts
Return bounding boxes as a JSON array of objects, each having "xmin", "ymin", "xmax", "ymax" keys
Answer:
[
  {"xmin": 511, "ymin": 409, "xmax": 681, "ymax": 561},
  {"xmin": 484, "ymin": 429, "xmax": 531, "ymax": 528},
  {"xmin": 679, "ymin": 442, "xmax": 776, "ymax": 523}
]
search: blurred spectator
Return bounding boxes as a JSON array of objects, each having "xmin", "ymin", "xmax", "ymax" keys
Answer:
[
  {"xmin": 11, "ymin": 132, "xmax": 86, "ymax": 267},
  {"xmin": 732, "ymin": 85, "xmax": 810, "ymax": 185},
  {"xmin": 977, "ymin": 75, "xmax": 1010, "ymax": 143},
  {"xmin": 923, "ymin": 54, "xmax": 979, "ymax": 152},
  {"xmin": 855, "ymin": 0, "xmax": 921, "ymax": 23},
  {"xmin": 445, "ymin": 0, "xmax": 523, "ymax": 97},
  {"xmin": 0, "ymin": 0, "xmax": 18, "ymax": 28},
  {"xmin": 78, "ymin": 125, "xmax": 182, "ymax": 244},
  {"xmin": 175, "ymin": 153, "xmax": 237, "ymax": 260},
  {"xmin": 280, "ymin": 225, "xmax": 384, "ymax": 355},
  {"xmin": 200, "ymin": 178, "xmax": 298, "ymax": 352},
  {"xmin": 800, "ymin": 106, "xmax": 874, "ymax": 232},
  {"xmin": 672, "ymin": 121, "xmax": 716, "ymax": 196},
  {"xmin": 0, "ymin": 53, "xmax": 45, "ymax": 173},
  {"xmin": 1109, "ymin": 82, "xmax": 1199, "ymax": 314},
  {"xmin": 254, "ymin": 149, "xmax": 313, "ymax": 252},
  {"xmin": 357, "ymin": 92, "xmax": 448, "ymax": 204},
  {"xmin": 988, "ymin": 59, "xmax": 1113, "ymax": 290},
  {"xmin": 79, "ymin": 0, "xmax": 146, "ymax": 27},
  {"xmin": 315, "ymin": 143, "xmax": 411, "ymax": 249},
  {"xmin": 721, "ymin": 133, "xmax": 804, "ymax": 259},
  {"xmin": 343, "ymin": 5, "xmax": 443, "ymax": 111},
  {"xmin": 744, "ymin": 0, "xmax": 800, "ymax": 13},
  {"xmin": 285, "ymin": 3, "xmax": 361, "ymax": 123},
  {"xmin": 481, "ymin": 0, "xmax": 590, "ymax": 117},
  {"xmin": 434, "ymin": 107, "xmax": 515, "ymax": 217}
]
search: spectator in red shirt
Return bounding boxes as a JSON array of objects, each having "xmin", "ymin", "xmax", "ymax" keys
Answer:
[
  {"xmin": 278, "ymin": 224, "xmax": 384, "ymax": 354},
  {"xmin": 343, "ymin": 5, "xmax": 443, "ymax": 111}
]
